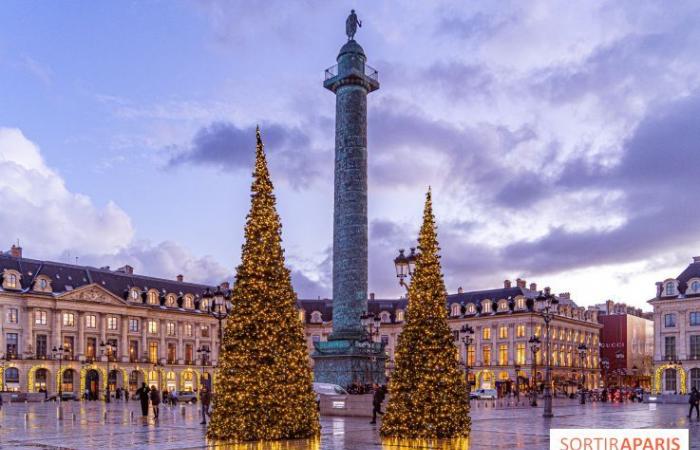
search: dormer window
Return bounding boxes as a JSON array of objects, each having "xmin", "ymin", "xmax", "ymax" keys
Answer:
[
  {"xmin": 498, "ymin": 300, "xmax": 508, "ymax": 311},
  {"xmin": 183, "ymin": 295, "xmax": 194, "ymax": 309},
  {"xmin": 130, "ymin": 289, "xmax": 140, "ymax": 302},
  {"xmin": 482, "ymin": 300, "xmax": 492, "ymax": 313},
  {"xmin": 33, "ymin": 276, "xmax": 52, "ymax": 293},
  {"xmin": 450, "ymin": 303, "xmax": 461, "ymax": 317},
  {"xmin": 3, "ymin": 270, "xmax": 21, "ymax": 290},
  {"xmin": 147, "ymin": 290, "xmax": 159, "ymax": 305},
  {"xmin": 395, "ymin": 309, "xmax": 405, "ymax": 322},
  {"xmin": 298, "ymin": 309, "xmax": 306, "ymax": 322},
  {"xmin": 665, "ymin": 282, "xmax": 677, "ymax": 296},
  {"xmin": 380, "ymin": 311, "xmax": 391, "ymax": 323},
  {"xmin": 201, "ymin": 298, "xmax": 209, "ymax": 311},
  {"xmin": 466, "ymin": 304, "xmax": 475, "ymax": 314},
  {"xmin": 515, "ymin": 297, "xmax": 525, "ymax": 310},
  {"xmin": 691, "ymin": 281, "xmax": 700, "ymax": 294},
  {"xmin": 310, "ymin": 311, "xmax": 323, "ymax": 323},
  {"xmin": 166, "ymin": 294, "xmax": 176, "ymax": 307}
]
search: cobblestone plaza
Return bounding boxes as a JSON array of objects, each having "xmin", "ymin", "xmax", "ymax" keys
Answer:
[{"xmin": 0, "ymin": 401, "xmax": 698, "ymax": 449}]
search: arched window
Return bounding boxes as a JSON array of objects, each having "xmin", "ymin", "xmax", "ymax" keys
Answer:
[
  {"xmin": 482, "ymin": 300, "xmax": 492, "ymax": 313},
  {"xmin": 450, "ymin": 303, "xmax": 461, "ymax": 317},
  {"xmin": 184, "ymin": 295, "xmax": 194, "ymax": 309},
  {"xmin": 166, "ymin": 294, "xmax": 176, "ymax": 307},
  {"xmin": 665, "ymin": 368, "xmax": 677, "ymax": 392},
  {"xmin": 4, "ymin": 367, "xmax": 19, "ymax": 387},
  {"xmin": 298, "ymin": 310, "xmax": 305, "ymax": 322},
  {"xmin": 200, "ymin": 298, "xmax": 209, "ymax": 311},
  {"xmin": 515, "ymin": 297, "xmax": 526, "ymax": 310},
  {"xmin": 498, "ymin": 300, "xmax": 508, "ymax": 311},
  {"xmin": 130, "ymin": 289, "xmax": 140, "ymax": 302},
  {"xmin": 395, "ymin": 309, "xmax": 405, "ymax": 322},
  {"xmin": 665, "ymin": 282, "xmax": 676, "ymax": 296},
  {"xmin": 380, "ymin": 311, "xmax": 391, "ymax": 323},
  {"xmin": 310, "ymin": 311, "xmax": 323, "ymax": 324},
  {"xmin": 148, "ymin": 291, "xmax": 159, "ymax": 305},
  {"xmin": 691, "ymin": 368, "xmax": 700, "ymax": 391},
  {"xmin": 692, "ymin": 281, "xmax": 700, "ymax": 294}
]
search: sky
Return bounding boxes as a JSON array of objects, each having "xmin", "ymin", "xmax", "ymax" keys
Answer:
[{"xmin": 1, "ymin": 0, "xmax": 699, "ymax": 309}]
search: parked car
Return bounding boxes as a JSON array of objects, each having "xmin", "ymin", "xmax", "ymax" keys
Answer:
[
  {"xmin": 173, "ymin": 390, "xmax": 198, "ymax": 404},
  {"xmin": 470, "ymin": 389, "xmax": 498, "ymax": 400},
  {"xmin": 312, "ymin": 383, "xmax": 348, "ymax": 410},
  {"xmin": 48, "ymin": 392, "xmax": 78, "ymax": 402}
]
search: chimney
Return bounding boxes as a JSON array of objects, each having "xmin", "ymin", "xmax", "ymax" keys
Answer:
[
  {"xmin": 529, "ymin": 282, "xmax": 537, "ymax": 291},
  {"xmin": 9, "ymin": 244, "xmax": 22, "ymax": 258},
  {"xmin": 369, "ymin": 292, "xmax": 375, "ymax": 300},
  {"xmin": 176, "ymin": 274, "xmax": 184, "ymax": 282},
  {"xmin": 115, "ymin": 265, "xmax": 134, "ymax": 275},
  {"xmin": 655, "ymin": 281, "xmax": 663, "ymax": 297},
  {"xmin": 219, "ymin": 281, "xmax": 230, "ymax": 290},
  {"xmin": 457, "ymin": 286, "xmax": 463, "ymax": 294},
  {"xmin": 694, "ymin": 256, "xmax": 700, "ymax": 263},
  {"xmin": 504, "ymin": 279, "xmax": 511, "ymax": 288},
  {"xmin": 558, "ymin": 292, "xmax": 571, "ymax": 300}
]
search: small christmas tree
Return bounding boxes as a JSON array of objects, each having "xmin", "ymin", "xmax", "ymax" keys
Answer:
[
  {"xmin": 207, "ymin": 127, "xmax": 320, "ymax": 442},
  {"xmin": 380, "ymin": 189, "xmax": 471, "ymax": 439}
]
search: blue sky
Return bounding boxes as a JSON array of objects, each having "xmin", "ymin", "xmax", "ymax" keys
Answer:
[{"xmin": 1, "ymin": 1, "xmax": 699, "ymax": 308}]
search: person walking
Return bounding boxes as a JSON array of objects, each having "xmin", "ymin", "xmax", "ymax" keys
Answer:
[
  {"xmin": 125, "ymin": 389, "xmax": 129, "ymax": 402},
  {"xmin": 135, "ymin": 383, "xmax": 150, "ymax": 418},
  {"xmin": 369, "ymin": 383, "xmax": 386, "ymax": 425},
  {"xmin": 150, "ymin": 385, "xmax": 161, "ymax": 419},
  {"xmin": 688, "ymin": 387, "xmax": 700, "ymax": 420},
  {"xmin": 200, "ymin": 388, "xmax": 211, "ymax": 425}
]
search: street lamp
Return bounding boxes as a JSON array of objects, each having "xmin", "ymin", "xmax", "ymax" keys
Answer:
[
  {"xmin": 0, "ymin": 352, "xmax": 6, "ymax": 392},
  {"xmin": 394, "ymin": 248, "xmax": 417, "ymax": 291},
  {"xmin": 529, "ymin": 336, "xmax": 541, "ymax": 406},
  {"xmin": 615, "ymin": 349, "xmax": 625, "ymax": 388},
  {"xmin": 360, "ymin": 312, "xmax": 382, "ymax": 342},
  {"xmin": 204, "ymin": 286, "xmax": 233, "ymax": 346},
  {"xmin": 459, "ymin": 324, "xmax": 475, "ymax": 397},
  {"xmin": 535, "ymin": 287, "xmax": 559, "ymax": 418},
  {"xmin": 577, "ymin": 343, "xmax": 587, "ymax": 404},
  {"xmin": 99, "ymin": 341, "xmax": 114, "ymax": 403},
  {"xmin": 197, "ymin": 345, "xmax": 211, "ymax": 391},
  {"xmin": 52, "ymin": 345, "xmax": 66, "ymax": 418}
]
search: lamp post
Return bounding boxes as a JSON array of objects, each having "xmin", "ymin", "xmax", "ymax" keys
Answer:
[
  {"xmin": 197, "ymin": 345, "xmax": 211, "ymax": 391},
  {"xmin": 536, "ymin": 287, "xmax": 559, "ymax": 418},
  {"xmin": 0, "ymin": 352, "xmax": 6, "ymax": 392},
  {"xmin": 601, "ymin": 358, "xmax": 610, "ymax": 388},
  {"xmin": 394, "ymin": 247, "xmax": 417, "ymax": 292},
  {"xmin": 459, "ymin": 324, "xmax": 475, "ymax": 398},
  {"xmin": 360, "ymin": 312, "xmax": 381, "ymax": 342},
  {"xmin": 52, "ymin": 345, "xmax": 66, "ymax": 418},
  {"xmin": 615, "ymin": 349, "xmax": 624, "ymax": 388},
  {"xmin": 203, "ymin": 287, "xmax": 233, "ymax": 345},
  {"xmin": 529, "ymin": 336, "xmax": 541, "ymax": 406},
  {"xmin": 577, "ymin": 343, "xmax": 587, "ymax": 404},
  {"xmin": 99, "ymin": 341, "xmax": 113, "ymax": 403}
]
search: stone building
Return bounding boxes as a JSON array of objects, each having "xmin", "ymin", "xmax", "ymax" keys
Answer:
[
  {"xmin": 300, "ymin": 279, "xmax": 602, "ymax": 394},
  {"xmin": 0, "ymin": 246, "xmax": 218, "ymax": 398},
  {"xmin": 649, "ymin": 256, "xmax": 700, "ymax": 394}
]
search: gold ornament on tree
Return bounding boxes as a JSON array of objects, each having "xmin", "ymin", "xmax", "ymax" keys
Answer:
[
  {"xmin": 380, "ymin": 188, "xmax": 471, "ymax": 439},
  {"xmin": 207, "ymin": 127, "xmax": 320, "ymax": 442}
]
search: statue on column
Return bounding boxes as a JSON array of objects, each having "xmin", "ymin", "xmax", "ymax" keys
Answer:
[{"xmin": 346, "ymin": 9, "xmax": 361, "ymax": 40}]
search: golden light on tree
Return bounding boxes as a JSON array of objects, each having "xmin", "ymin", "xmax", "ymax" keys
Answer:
[
  {"xmin": 380, "ymin": 189, "xmax": 471, "ymax": 439},
  {"xmin": 207, "ymin": 127, "xmax": 320, "ymax": 442}
]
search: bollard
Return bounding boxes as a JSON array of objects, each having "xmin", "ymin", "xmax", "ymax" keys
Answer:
[
  {"xmin": 25, "ymin": 413, "xmax": 29, "ymax": 422},
  {"xmin": 57, "ymin": 405, "xmax": 64, "ymax": 420},
  {"xmin": 130, "ymin": 410, "xmax": 134, "ymax": 420},
  {"xmin": 72, "ymin": 413, "xmax": 76, "ymax": 422},
  {"xmin": 181, "ymin": 405, "xmax": 186, "ymax": 416},
  {"xmin": 103, "ymin": 411, "xmax": 107, "ymax": 421}
]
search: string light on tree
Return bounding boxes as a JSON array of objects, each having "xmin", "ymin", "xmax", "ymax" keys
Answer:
[
  {"xmin": 207, "ymin": 127, "xmax": 320, "ymax": 442},
  {"xmin": 380, "ymin": 189, "xmax": 471, "ymax": 439}
]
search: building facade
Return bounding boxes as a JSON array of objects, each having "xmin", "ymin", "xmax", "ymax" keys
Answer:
[
  {"xmin": 595, "ymin": 300, "xmax": 654, "ymax": 389},
  {"xmin": 0, "ymin": 247, "xmax": 218, "ymax": 398},
  {"xmin": 649, "ymin": 256, "xmax": 700, "ymax": 394},
  {"xmin": 301, "ymin": 279, "xmax": 602, "ymax": 394}
]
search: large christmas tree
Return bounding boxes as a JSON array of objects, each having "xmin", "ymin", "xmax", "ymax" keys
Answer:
[
  {"xmin": 380, "ymin": 189, "xmax": 471, "ymax": 439},
  {"xmin": 207, "ymin": 127, "xmax": 320, "ymax": 442}
]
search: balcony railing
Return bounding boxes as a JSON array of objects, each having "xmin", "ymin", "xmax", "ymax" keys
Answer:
[{"xmin": 324, "ymin": 64, "xmax": 379, "ymax": 82}]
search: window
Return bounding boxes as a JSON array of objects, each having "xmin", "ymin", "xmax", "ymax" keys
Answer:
[
  {"xmin": 201, "ymin": 298, "xmax": 209, "ymax": 310},
  {"xmin": 86, "ymin": 337, "xmax": 96, "ymax": 361},
  {"xmin": 85, "ymin": 314, "xmax": 96, "ymax": 328},
  {"xmin": 380, "ymin": 311, "xmax": 391, "ymax": 323},
  {"xmin": 62, "ymin": 312, "xmax": 75, "ymax": 327},
  {"xmin": 39, "ymin": 278, "xmax": 48, "ymax": 290},
  {"xmin": 467, "ymin": 345, "xmax": 475, "ymax": 366},
  {"xmin": 381, "ymin": 335, "xmax": 389, "ymax": 346},
  {"xmin": 185, "ymin": 344, "xmax": 193, "ymax": 364},
  {"xmin": 129, "ymin": 341, "xmax": 139, "ymax": 363},
  {"xmin": 129, "ymin": 318, "xmax": 139, "ymax": 332},
  {"xmin": 466, "ymin": 304, "xmax": 475, "ymax": 314},
  {"xmin": 5, "ymin": 273, "xmax": 18, "ymax": 289},
  {"xmin": 167, "ymin": 343, "xmax": 177, "ymax": 364},
  {"xmin": 690, "ymin": 335, "xmax": 700, "ymax": 359},
  {"xmin": 516, "ymin": 343, "xmax": 526, "ymax": 365},
  {"xmin": 5, "ymin": 333, "xmax": 18, "ymax": 358},
  {"xmin": 498, "ymin": 300, "xmax": 508, "ymax": 311},
  {"xmin": 7, "ymin": 308, "xmax": 18, "ymax": 324},
  {"xmin": 166, "ymin": 322, "xmax": 176, "ymax": 336},
  {"xmin": 665, "ymin": 336, "xmax": 676, "ymax": 359},
  {"xmin": 692, "ymin": 281, "xmax": 700, "ymax": 294},
  {"xmin": 106, "ymin": 338, "xmax": 118, "ymax": 361},
  {"xmin": 482, "ymin": 346, "xmax": 491, "ymax": 365},
  {"xmin": 691, "ymin": 312, "xmax": 700, "ymax": 326},
  {"xmin": 396, "ymin": 310, "xmax": 405, "ymax": 322},
  {"xmin": 184, "ymin": 295, "xmax": 194, "ymax": 309},
  {"xmin": 149, "ymin": 342, "xmax": 158, "ymax": 364},
  {"xmin": 184, "ymin": 323, "xmax": 193, "ymax": 337},
  {"xmin": 498, "ymin": 344, "xmax": 508, "ymax": 365},
  {"xmin": 130, "ymin": 289, "xmax": 140, "ymax": 301},
  {"xmin": 665, "ymin": 282, "xmax": 676, "ymax": 296},
  {"xmin": 516, "ymin": 297, "xmax": 526, "ymax": 310},
  {"xmin": 534, "ymin": 325, "xmax": 542, "ymax": 338},
  {"xmin": 36, "ymin": 335, "xmax": 47, "ymax": 358},
  {"xmin": 310, "ymin": 311, "xmax": 323, "ymax": 323},
  {"xmin": 63, "ymin": 336, "xmax": 74, "ymax": 358},
  {"xmin": 107, "ymin": 316, "xmax": 118, "ymax": 330},
  {"xmin": 516, "ymin": 324, "xmax": 525, "ymax": 338},
  {"xmin": 5, "ymin": 367, "xmax": 19, "ymax": 384},
  {"xmin": 34, "ymin": 309, "xmax": 46, "ymax": 325},
  {"xmin": 498, "ymin": 326, "xmax": 508, "ymax": 339},
  {"xmin": 482, "ymin": 327, "xmax": 491, "ymax": 340},
  {"xmin": 482, "ymin": 301, "xmax": 491, "ymax": 313},
  {"xmin": 691, "ymin": 368, "xmax": 700, "ymax": 392},
  {"xmin": 451, "ymin": 303, "xmax": 461, "ymax": 317},
  {"xmin": 298, "ymin": 310, "xmax": 305, "ymax": 322},
  {"xmin": 148, "ymin": 319, "xmax": 158, "ymax": 334},
  {"xmin": 166, "ymin": 294, "xmax": 176, "ymax": 307},
  {"xmin": 665, "ymin": 368, "xmax": 677, "ymax": 392},
  {"xmin": 200, "ymin": 325, "xmax": 210, "ymax": 338},
  {"xmin": 452, "ymin": 330, "xmax": 460, "ymax": 341},
  {"xmin": 148, "ymin": 291, "xmax": 159, "ymax": 305},
  {"xmin": 664, "ymin": 314, "xmax": 677, "ymax": 328}
]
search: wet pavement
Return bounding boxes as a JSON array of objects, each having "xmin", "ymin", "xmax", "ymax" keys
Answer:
[{"xmin": 0, "ymin": 400, "xmax": 698, "ymax": 449}]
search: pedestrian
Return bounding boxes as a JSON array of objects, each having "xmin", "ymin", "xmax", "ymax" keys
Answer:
[
  {"xmin": 115, "ymin": 387, "xmax": 121, "ymax": 401},
  {"xmin": 84, "ymin": 388, "xmax": 90, "ymax": 401},
  {"xmin": 170, "ymin": 390, "xmax": 178, "ymax": 406},
  {"xmin": 162, "ymin": 389, "xmax": 169, "ymax": 407},
  {"xmin": 125, "ymin": 389, "xmax": 130, "ymax": 402},
  {"xmin": 150, "ymin": 385, "xmax": 161, "ymax": 419},
  {"xmin": 135, "ymin": 383, "xmax": 150, "ymax": 418},
  {"xmin": 688, "ymin": 387, "xmax": 700, "ymax": 420},
  {"xmin": 369, "ymin": 383, "xmax": 386, "ymax": 425},
  {"xmin": 200, "ymin": 388, "xmax": 211, "ymax": 425}
]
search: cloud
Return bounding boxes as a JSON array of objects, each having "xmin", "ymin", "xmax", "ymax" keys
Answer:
[{"xmin": 169, "ymin": 121, "xmax": 329, "ymax": 189}]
